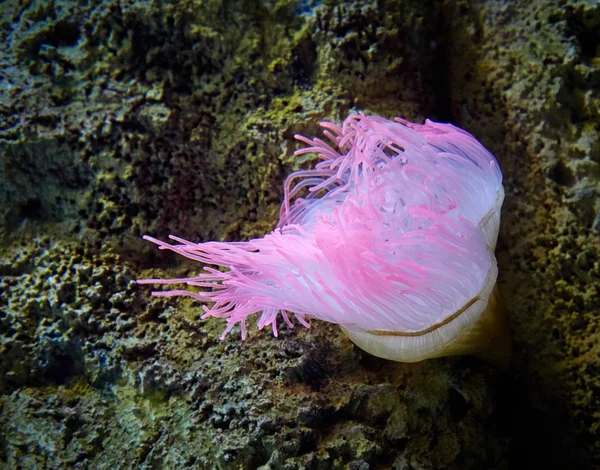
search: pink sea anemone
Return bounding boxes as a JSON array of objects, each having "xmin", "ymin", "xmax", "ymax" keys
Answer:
[
  {"xmin": 281, "ymin": 114, "xmax": 503, "ymax": 249},
  {"xmin": 139, "ymin": 113, "xmax": 509, "ymax": 364}
]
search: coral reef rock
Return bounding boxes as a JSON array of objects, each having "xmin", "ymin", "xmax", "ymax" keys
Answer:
[{"xmin": 1, "ymin": 0, "xmax": 599, "ymax": 469}]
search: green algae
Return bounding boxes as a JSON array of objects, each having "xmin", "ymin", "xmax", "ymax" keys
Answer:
[{"xmin": 2, "ymin": 0, "xmax": 600, "ymax": 468}]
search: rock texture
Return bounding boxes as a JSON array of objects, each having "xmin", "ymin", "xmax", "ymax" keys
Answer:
[
  {"xmin": 443, "ymin": 0, "xmax": 600, "ymax": 467},
  {"xmin": 0, "ymin": 0, "xmax": 598, "ymax": 469}
]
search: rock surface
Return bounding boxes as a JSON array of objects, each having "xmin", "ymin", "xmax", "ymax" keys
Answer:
[{"xmin": 1, "ymin": 0, "xmax": 598, "ymax": 468}]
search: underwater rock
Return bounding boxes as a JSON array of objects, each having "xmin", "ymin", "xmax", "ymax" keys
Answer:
[{"xmin": 1, "ymin": 0, "xmax": 599, "ymax": 468}]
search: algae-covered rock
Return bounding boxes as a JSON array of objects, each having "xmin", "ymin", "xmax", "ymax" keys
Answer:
[
  {"xmin": 442, "ymin": 0, "xmax": 600, "ymax": 466},
  {"xmin": 1, "ymin": 0, "xmax": 598, "ymax": 468}
]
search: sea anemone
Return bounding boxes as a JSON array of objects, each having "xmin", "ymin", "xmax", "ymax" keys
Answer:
[
  {"xmin": 139, "ymin": 113, "xmax": 510, "ymax": 365},
  {"xmin": 282, "ymin": 114, "xmax": 504, "ymax": 249}
]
